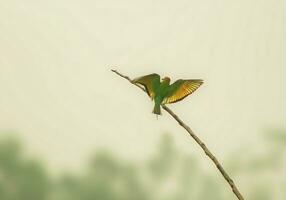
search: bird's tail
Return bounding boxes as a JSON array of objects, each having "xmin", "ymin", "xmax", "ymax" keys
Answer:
[{"xmin": 153, "ymin": 103, "xmax": 161, "ymax": 115}]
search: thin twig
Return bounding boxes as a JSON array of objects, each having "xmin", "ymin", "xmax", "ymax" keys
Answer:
[{"xmin": 111, "ymin": 69, "xmax": 245, "ymax": 200}]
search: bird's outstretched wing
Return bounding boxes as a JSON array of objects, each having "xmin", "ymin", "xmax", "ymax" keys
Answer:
[
  {"xmin": 132, "ymin": 74, "xmax": 160, "ymax": 99},
  {"xmin": 162, "ymin": 79, "xmax": 203, "ymax": 104}
]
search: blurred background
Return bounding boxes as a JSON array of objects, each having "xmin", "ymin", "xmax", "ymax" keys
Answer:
[{"xmin": 0, "ymin": 1, "xmax": 285, "ymax": 199}]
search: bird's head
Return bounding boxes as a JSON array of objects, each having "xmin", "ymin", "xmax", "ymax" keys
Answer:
[{"xmin": 161, "ymin": 76, "xmax": 171, "ymax": 84}]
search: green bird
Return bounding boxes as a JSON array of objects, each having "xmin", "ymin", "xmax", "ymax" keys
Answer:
[{"xmin": 132, "ymin": 73, "xmax": 203, "ymax": 115}]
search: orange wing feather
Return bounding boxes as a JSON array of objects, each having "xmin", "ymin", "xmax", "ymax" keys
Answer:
[
  {"xmin": 132, "ymin": 73, "xmax": 160, "ymax": 99},
  {"xmin": 162, "ymin": 79, "xmax": 203, "ymax": 104}
]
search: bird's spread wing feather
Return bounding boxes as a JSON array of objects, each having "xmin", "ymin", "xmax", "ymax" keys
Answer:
[
  {"xmin": 162, "ymin": 79, "xmax": 203, "ymax": 104},
  {"xmin": 132, "ymin": 74, "xmax": 160, "ymax": 99}
]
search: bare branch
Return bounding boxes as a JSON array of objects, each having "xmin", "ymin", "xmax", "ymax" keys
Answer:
[{"xmin": 111, "ymin": 69, "xmax": 245, "ymax": 200}]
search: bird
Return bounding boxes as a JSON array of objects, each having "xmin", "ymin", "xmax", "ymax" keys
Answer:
[{"xmin": 132, "ymin": 73, "xmax": 203, "ymax": 115}]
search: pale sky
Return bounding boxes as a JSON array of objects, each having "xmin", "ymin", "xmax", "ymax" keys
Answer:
[{"xmin": 0, "ymin": 0, "xmax": 285, "ymax": 172}]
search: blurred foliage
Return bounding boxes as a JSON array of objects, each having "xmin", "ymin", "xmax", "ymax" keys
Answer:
[
  {"xmin": 264, "ymin": 128, "xmax": 286, "ymax": 147},
  {"xmin": 0, "ymin": 137, "xmax": 50, "ymax": 200},
  {"xmin": 0, "ymin": 130, "xmax": 285, "ymax": 200}
]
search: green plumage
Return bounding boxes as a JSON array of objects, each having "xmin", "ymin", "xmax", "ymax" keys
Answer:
[{"xmin": 132, "ymin": 73, "xmax": 203, "ymax": 115}]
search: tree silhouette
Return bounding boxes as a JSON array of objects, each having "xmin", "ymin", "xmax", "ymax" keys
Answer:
[
  {"xmin": 0, "ymin": 136, "xmax": 50, "ymax": 200},
  {"xmin": 0, "ymin": 129, "xmax": 285, "ymax": 200}
]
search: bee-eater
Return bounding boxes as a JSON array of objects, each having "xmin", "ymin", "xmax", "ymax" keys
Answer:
[{"xmin": 132, "ymin": 73, "xmax": 203, "ymax": 115}]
